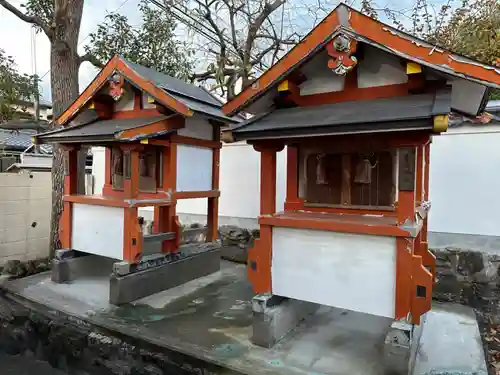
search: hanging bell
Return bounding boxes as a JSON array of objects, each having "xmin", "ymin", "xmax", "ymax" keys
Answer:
[
  {"xmin": 354, "ymin": 159, "xmax": 372, "ymax": 184},
  {"xmin": 316, "ymin": 154, "xmax": 328, "ymax": 185}
]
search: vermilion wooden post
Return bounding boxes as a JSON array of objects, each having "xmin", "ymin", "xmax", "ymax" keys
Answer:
[
  {"xmin": 415, "ymin": 145, "xmax": 424, "ymax": 204},
  {"xmin": 247, "ymin": 143, "xmax": 282, "ymax": 293},
  {"xmin": 154, "ymin": 143, "xmax": 178, "ymax": 253},
  {"xmin": 285, "ymin": 145, "xmax": 299, "ymax": 211},
  {"xmin": 60, "ymin": 144, "xmax": 79, "ymax": 249},
  {"xmin": 260, "ymin": 149, "xmax": 278, "ymax": 216},
  {"xmin": 207, "ymin": 124, "xmax": 220, "ymax": 242},
  {"xmin": 103, "ymin": 147, "xmax": 112, "ymax": 191},
  {"xmin": 121, "ymin": 145, "xmax": 141, "ymax": 261},
  {"xmin": 395, "ymin": 147, "xmax": 417, "ymax": 321}
]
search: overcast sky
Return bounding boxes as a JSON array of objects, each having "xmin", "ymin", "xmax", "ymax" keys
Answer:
[
  {"xmin": 0, "ymin": 0, "xmax": 143, "ymax": 102},
  {"xmin": 0, "ymin": 0, "xmax": 456, "ymax": 103}
]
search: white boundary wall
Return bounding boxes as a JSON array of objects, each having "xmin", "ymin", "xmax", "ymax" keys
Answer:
[{"xmin": 92, "ymin": 125, "xmax": 500, "ymax": 236}]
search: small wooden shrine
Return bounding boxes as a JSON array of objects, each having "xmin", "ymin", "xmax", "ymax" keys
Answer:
[
  {"xmin": 223, "ymin": 3, "xmax": 500, "ymax": 329},
  {"xmin": 36, "ymin": 56, "xmax": 236, "ymax": 265}
]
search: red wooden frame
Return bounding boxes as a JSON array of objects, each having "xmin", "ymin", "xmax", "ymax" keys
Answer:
[
  {"xmin": 59, "ymin": 81, "xmax": 222, "ymax": 262},
  {"xmin": 248, "ymin": 131, "xmax": 435, "ymax": 324}
]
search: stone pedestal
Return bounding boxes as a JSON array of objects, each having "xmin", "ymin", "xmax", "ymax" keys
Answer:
[
  {"xmin": 109, "ymin": 245, "xmax": 221, "ymax": 305},
  {"xmin": 383, "ymin": 316, "xmax": 426, "ymax": 375},
  {"xmin": 51, "ymin": 249, "xmax": 106, "ymax": 283},
  {"xmin": 251, "ymin": 293, "xmax": 319, "ymax": 348}
]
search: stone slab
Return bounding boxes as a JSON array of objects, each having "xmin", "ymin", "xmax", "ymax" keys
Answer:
[
  {"xmin": 252, "ymin": 294, "xmax": 320, "ymax": 348},
  {"xmin": 413, "ymin": 302, "xmax": 488, "ymax": 375},
  {"xmin": 109, "ymin": 247, "xmax": 221, "ymax": 305},
  {"xmin": 51, "ymin": 254, "xmax": 115, "ymax": 284},
  {"xmin": 3, "ymin": 264, "xmax": 488, "ymax": 375}
]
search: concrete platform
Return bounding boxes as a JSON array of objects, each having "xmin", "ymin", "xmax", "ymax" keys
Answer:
[{"xmin": 3, "ymin": 261, "xmax": 487, "ymax": 375}]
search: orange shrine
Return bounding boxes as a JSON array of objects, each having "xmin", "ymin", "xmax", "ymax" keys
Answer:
[
  {"xmin": 35, "ymin": 56, "xmax": 236, "ymax": 303},
  {"xmin": 222, "ymin": 3, "xmax": 500, "ymax": 333}
]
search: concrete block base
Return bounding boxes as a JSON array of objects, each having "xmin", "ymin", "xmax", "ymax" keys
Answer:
[
  {"xmin": 251, "ymin": 294, "xmax": 320, "ymax": 348},
  {"xmin": 109, "ymin": 246, "xmax": 221, "ymax": 305},
  {"xmin": 52, "ymin": 250, "xmax": 112, "ymax": 283},
  {"xmin": 383, "ymin": 315, "xmax": 426, "ymax": 375}
]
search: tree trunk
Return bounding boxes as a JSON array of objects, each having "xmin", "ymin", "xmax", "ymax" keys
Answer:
[{"xmin": 49, "ymin": 0, "xmax": 85, "ymax": 256}]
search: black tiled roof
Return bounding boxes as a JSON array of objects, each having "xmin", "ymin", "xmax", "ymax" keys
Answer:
[
  {"xmin": 38, "ymin": 115, "xmax": 169, "ymax": 143},
  {"xmin": 123, "ymin": 59, "xmax": 221, "ymax": 107},
  {"xmin": 0, "ymin": 129, "xmax": 51, "ymax": 153},
  {"xmin": 122, "ymin": 59, "xmax": 238, "ymax": 124},
  {"xmin": 231, "ymin": 89, "xmax": 452, "ymax": 140}
]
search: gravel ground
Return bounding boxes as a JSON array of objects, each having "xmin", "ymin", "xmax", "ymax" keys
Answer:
[{"xmin": 0, "ymin": 354, "xmax": 68, "ymax": 375}]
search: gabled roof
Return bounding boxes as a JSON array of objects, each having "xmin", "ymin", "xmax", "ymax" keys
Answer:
[
  {"xmin": 57, "ymin": 56, "xmax": 237, "ymax": 126},
  {"xmin": 230, "ymin": 89, "xmax": 451, "ymax": 140},
  {"xmin": 222, "ymin": 3, "xmax": 500, "ymax": 116}
]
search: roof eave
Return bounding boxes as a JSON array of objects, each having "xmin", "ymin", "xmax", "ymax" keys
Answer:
[
  {"xmin": 233, "ymin": 119, "xmax": 433, "ymax": 142},
  {"xmin": 37, "ymin": 134, "xmax": 117, "ymax": 144}
]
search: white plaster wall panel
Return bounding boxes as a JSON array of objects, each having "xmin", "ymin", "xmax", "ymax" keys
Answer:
[
  {"xmin": 357, "ymin": 46, "xmax": 408, "ymax": 88},
  {"xmin": 178, "ymin": 117, "xmax": 214, "ymax": 140},
  {"xmin": 71, "ymin": 203, "xmax": 124, "ymax": 260},
  {"xmin": 91, "ymin": 147, "xmax": 106, "ymax": 195},
  {"xmin": 450, "ymin": 79, "xmax": 487, "ymax": 116},
  {"xmin": 429, "ymin": 128, "xmax": 500, "ymax": 236},
  {"xmin": 176, "ymin": 145, "xmax": 213, "ymax": 192},
  {"xmin": 272, "ymin": 227, "xmax": 397, "ymax": 318},
  {"xmin": 299, "ymin": 50, "xmax": 345, "ymax": 95}
]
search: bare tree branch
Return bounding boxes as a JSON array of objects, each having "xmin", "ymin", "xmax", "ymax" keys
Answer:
[
  {"xmin": 190, "ymin": 67, "xmax": 239, "ymax": 81},
  {"xmin": 0, "ymin": 0, "xmax": 53, "ymax": 39},
  {"xmin": 78, "ymin": 52, "xmax": 104, "ymax": 68}
]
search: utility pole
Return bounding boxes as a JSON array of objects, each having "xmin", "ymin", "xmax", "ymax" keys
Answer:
[{"xmin": 31, "ymin": 26, "xmax": 41, "ymax": 154}]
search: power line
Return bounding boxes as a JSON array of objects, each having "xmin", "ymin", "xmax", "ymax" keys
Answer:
[{"xmin": 147, "ymin": 0, "xmax": 270, "ymax": 72}]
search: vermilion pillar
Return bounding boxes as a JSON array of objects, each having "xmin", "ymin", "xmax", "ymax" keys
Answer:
[
  {"xmin": 121, "ymin": 145, "xmax": 142, "ymax": 262},
  {"xmin": 247, "ymin": 143, "xmax": 283, "ymax": 293},
  {"xmin": 207, "ymin": 125, "xmax": 220, "ymax": 242},
  {"xmin": 154, "ymin": 143, "xmax": 179, "ymax": 252},
  {"xmin": 60, "ymin": 144, "xmax": 79, "ymax": 249}
]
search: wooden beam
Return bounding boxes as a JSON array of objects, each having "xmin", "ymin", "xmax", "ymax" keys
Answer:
[
  {"xmin": 170, "ymin": 135, "xmax": 222, "ymax": 149},
  {"xmin": 173, "ymin": 190, "xmax": 220, "ymax": 199},
  {"xmin": 118, "ymin": 116, "xmax": 184, "ymax": 140}
]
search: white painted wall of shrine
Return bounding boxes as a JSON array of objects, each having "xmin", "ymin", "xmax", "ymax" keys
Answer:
[{"xmin": 91, "ymin": 124, "xmax": 500, "ymax": 237}]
